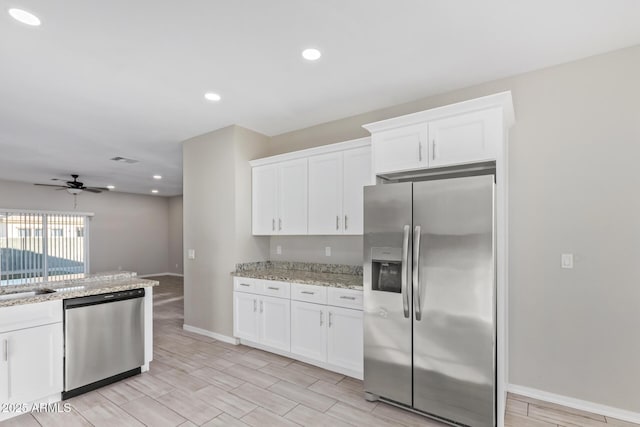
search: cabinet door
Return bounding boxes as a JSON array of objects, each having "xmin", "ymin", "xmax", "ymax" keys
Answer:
[
  {"xmin": 259, "ymin": 295, "xmax": 291, "ymax": 352},
  {"xmin": 327, "ymin": 307, "xmax": 363, "ymax": 373},
  {"xmin": 308, "ymin": 152, "xmax": 343, "ymax": 235},
  {"xmin": 372, "ymin": 124, "xmax": 427, "ymax": 175},
  {"xmin": 252, "ymin": 164, "xmax": 278, "ymax": 235},
  {"xmin": 342, "ymin": 146, "xmax": 372, "ymax": 235},
  {"xmin": 428, "ymin": 108, "xmax": 501, "ymax": 167},
  {"xmin": 233, "ymin": 292, "xmax": 259, "ymax": 342},
  {"xmin": 277, "ymin": 159, "xmax": 308, "ymax": 235},
  {"xmin": 291, "ymin": 301, "xmax": 327, "ymax": 362},
  {"xmin": 0, "ymin": 323, "xmax": 63, "ymax": 403}
]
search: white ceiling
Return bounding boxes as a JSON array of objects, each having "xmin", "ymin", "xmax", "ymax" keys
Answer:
[{"xmin": 1, "ymin": 0, "xmax": 639, "ymax": 196}]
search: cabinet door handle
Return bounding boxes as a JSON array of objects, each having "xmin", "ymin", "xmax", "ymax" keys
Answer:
[
  {"xmin": 320, "ymin": 311, "xmax": 323, "ymax": 326},
  {"xmin": 267, "ymin": 286, "xmax": 279, "ymax": 291},
  {"xmin": 418, "ymin": 141, "xmax": 423, "ymax": 161},
  {"xmin": 260, "ymin": 300, "xmax": 264, "ymax": 313},
  {"xmin": 272, "ymin": 218, "xmax": 275, "ymax": 231},
  {"xmin": 336, "ymin": 215, "xmax": 340, "ymax": 230},
  {"xmin": 301, "ymin": 291, "xmax": 315, "ymax": 295},
  {"xmin": 328, "ymin": 312, "xmax": 333, "ymax": 328},
  {"xmin": 432, "ymin": 139, "xmax": 436, "ymax": 160},
  {"xmin": 340, "ymin": 296, "xmax": 356, "ymax": 300},
  {"xmin": 344, "ymin": 215, "xmax": 348, "ymax": 230},
  {"xmin": 278, "ymin": 218, "xmax": 282, "ymax": 231},
  {"xmin": 2, "ymin": 339, "xmax": 7, "ymax": 362},
  {"xmin": 253, "ymin": 299, "xmax": 257, "ymax": 312}
]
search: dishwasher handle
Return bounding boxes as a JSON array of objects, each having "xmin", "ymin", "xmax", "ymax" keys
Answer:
[{"xmin": 64, "ymin": 288, "xmax": 145, "ymax": 309}]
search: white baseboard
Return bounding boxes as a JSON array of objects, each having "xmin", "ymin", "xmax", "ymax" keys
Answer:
[
  {"xmin": 139, "ymin": 272, "xmax": 184, "ymax": 278},
  {"xmin": 183, "ymin": 324, "xmax": 239, "ymax": 345},
  {"xmin": 508, "ymin": 384, "xmax": 640, "ymax": 424}
]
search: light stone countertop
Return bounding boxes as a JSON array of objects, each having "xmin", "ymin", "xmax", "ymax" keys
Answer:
[
  {"xmin": 0, "ymin": 272, "xmax": 158, "ymax": 307},
  {"xmin": 232, "ymin": 268, "xmax": 363, "ymax": 290}
]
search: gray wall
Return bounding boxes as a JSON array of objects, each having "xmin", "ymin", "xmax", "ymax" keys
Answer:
[
  {"xmin": 168, "ymin": 196, "xmax": 183, "ymax": 275},
  {"xmin": 183, "ymin": 126, "xmax": 270, "ymax": 337},
  {"xmin": 270, "ymin": 236, "xmax": 362, "ymax": 266},
  {"xmin": 266, "ymin": 45, "xmax": 640, "ymax": 412},
  {"xmin": 0, "ymin": 179, "xmax": 170, "ymax": 276}
]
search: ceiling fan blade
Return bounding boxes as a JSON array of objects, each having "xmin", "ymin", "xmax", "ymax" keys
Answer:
[
  {"xmin": 83, "ymin": 188, "xmax": 102, "ymax": 193},
  {"xmin": 34, "ymin": 183, "xmax": 68, "ymax": 188},
  {"xmin": 86, "ymin": 187, "xmax": 110, "ymax": 191}
]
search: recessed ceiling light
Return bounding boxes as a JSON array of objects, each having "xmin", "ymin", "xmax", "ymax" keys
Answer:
[
  {"xmin": 302, "ymin": 48, "xmax": 321, "ymax": 61},
  {"xmin": 106, "ymin": 185, "xmax": 115, "ymax": 190},
  {"xmin": 151, "ymin": 189, "xmax": 159, "ymax": 194},
  {"xmin": 8, "ymin": 8, "xmax": 41, "ymax": 26},
  {"xmin": 153, "ymin": 175, "xmax": 162, "ymax": 180},
  {"xmin": 204, "ymin": 92, "xmax": 221, "ymax": 102}
]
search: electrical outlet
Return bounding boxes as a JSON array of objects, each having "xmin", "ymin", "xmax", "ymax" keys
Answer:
[
  {"xmin": 325, "ymin": 246, "xmax": 331, "ymax": 257},
  {"xmin": 175, "ymin": 263, "xmax": 179, "ymax": 269},
  {"xmin": 188, "ymin": 249, "xmax": 196, "ymax": 260},
  {"xmin": 276, "ymin": 245, "xmax": 282, "ymax": 255},
  {"xmin": 561, "ymin": 253, "xmax": 574, "ymax": 269}
]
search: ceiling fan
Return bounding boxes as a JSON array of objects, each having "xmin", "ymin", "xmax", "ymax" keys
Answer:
[{"xmin": 34, "ymin": 174, "xmax": 110, "ymax": 194}]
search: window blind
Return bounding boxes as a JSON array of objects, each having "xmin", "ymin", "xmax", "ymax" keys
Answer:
[{"xmin": 0, "ymin": 211, "xmax": 89, "ymax": 286}]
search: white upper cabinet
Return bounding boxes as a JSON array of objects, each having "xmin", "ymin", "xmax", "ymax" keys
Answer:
[
  {"xmin": 277, "ymin": 159, "xmax": 308, "ymax": 235},
  {"xmin": 307, "ymin": 145, "xmax": 373, "ymax": 235},
  {"xmin": 342, "ymin": 146, "xmax": 372, "ymax": 235},
  {"xmin": 252, "ymin": 159, "xmax": 308, "ymax": 235},
  {"xmin": 364, "ymin": 92, "xmax": 514, "ymax": 176},
  {"xmin": 252, "ymin": 164, "xmax": 278, "ymax": 235},
  {"xmin": 428, "ymin": 108, "xmax": 501, "ymax": 168},
  {"xmin": 371, "ymin": 124, "xmax": 427, "ymax": 175},
  {"xmin": 251, "ymin": 138, "xmax": 371, "ymax": 236},
  {"xmin": 308, "ymin": 152, "xmax": 343, "ymax": 234}
]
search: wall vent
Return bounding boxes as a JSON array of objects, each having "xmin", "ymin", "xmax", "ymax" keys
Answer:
[{"xmin": 110, "ymin": 156, "xmax": 139, "ymax": 164}]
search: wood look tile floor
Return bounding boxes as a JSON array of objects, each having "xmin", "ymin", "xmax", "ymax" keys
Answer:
[{"xmin": 2, "ymin": 276, "xmax": 637, "ymax": 427}]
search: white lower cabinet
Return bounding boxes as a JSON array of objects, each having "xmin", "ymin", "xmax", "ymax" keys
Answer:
[
  {"xmin": 291, "ymin": 301, "xmax": 327, "ymax": 361},
  {"xmin": 0, "ymin": 323, "xmax": 63, "ymax": 404},
  {"xmin": 0, "ymin": 300, "xmax": 63, "ymax": 419},
  {"xmin": 259, "ymin": 295, "xmax": 291, "ymax": 352},
  {"xmin": 233, "ymin": 288, "xmax": 291, "ymax": 352},
  {"xmin": 233, "ymin": 291, "xmax": 260, "ymax": 342},
  {"xmin": 327, "ymin": 306, "xmax": 363, "ymax": 373},
  {"xmin": 233, "ymin": 278, "xmax": 363, "ymax": 378}
]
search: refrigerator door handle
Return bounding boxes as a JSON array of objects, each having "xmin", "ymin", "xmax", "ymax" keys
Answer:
[
  {"xmin": 401, "ymin": 225, "xmax": 410, "ymax": 318},
  {"xmin": 413, "ymin": 225, "xmax": 422, "ymax": 321}
]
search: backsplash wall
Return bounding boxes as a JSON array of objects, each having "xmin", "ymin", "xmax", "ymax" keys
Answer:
[{"xmin": 269, "ymin": 235, "xmax": 363, "ymax": 266}]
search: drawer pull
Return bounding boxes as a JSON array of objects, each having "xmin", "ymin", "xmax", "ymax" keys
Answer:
[
  {"xmin": 240, "ymin": 283, "xmax": 251, "ymax": 287},
  {"xmin": 339, "ymin": 296, "xmax": 356, "ymax": 300},
  {"xmin": 267, "ymin": 286, "xmax": 280, "ymax": 291},
  {"xmin": 301, "ymin": 291, "xmax": 315, "ymax": 295}
]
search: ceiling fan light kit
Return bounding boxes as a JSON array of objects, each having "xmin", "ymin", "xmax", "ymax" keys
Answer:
[{"xmin": 34, "ymin": 174, "xmax": 111, "ymax": 194}]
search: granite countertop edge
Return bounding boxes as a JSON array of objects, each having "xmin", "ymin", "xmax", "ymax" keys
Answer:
[
  {"xmin": 232, "ymin": 270, "xmax": 363, "ymax": 290},
  {"xmin": 0, "ymin": 278, "xmax": 159, "ymax": 308}
]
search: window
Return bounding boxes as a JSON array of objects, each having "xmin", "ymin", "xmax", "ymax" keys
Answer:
[
  {"xmin": 50, "ymin": 228, "xmax": 63, "ymax": 237},
  {"xmin": 0, "ymin": 211, "xmax": 90, "ymax": 286}
]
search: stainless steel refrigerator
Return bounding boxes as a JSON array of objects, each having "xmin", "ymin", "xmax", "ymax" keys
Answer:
[{"xmin": 363, "ymin": 174, "xmax": 495, "ymax": 427}]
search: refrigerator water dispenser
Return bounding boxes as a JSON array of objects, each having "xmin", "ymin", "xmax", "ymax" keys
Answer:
[{"xmin": 371, "ymin": 247, "xmax": 403, "ymax": 293}]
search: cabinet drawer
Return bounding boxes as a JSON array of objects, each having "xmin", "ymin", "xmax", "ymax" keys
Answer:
[
  {"xmin": 234, "ymin": 277, "xmax": 261, "ymax": 294},
  {"xmin": 291, "ymin": 283, "xmax": 327, "ymax": 304},
  {"xmin": 328, "ymin": 288, "xmax": 363, "ymax": 310},
  {"xmin": 258, "ymin": 280, "xmax": 290, "ymax": 299},
  {"xmin": 0, "ymin": 300, "xmax": 62, "ymax": 333}
]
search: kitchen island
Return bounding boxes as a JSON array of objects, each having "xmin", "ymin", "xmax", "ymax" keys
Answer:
[{"xmin": 0, "ymin": 272, "xmax": 157, "ymax": 422}]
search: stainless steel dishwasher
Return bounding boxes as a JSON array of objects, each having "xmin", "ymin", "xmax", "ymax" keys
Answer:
[{"xmin": 62, "ymin": 288, "xmax": 145, "ymax": 399}]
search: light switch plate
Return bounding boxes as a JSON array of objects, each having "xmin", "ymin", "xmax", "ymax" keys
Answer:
[
  {"xmin": 325, "ymin": 246, "xmax": 331, "ymax": 257},
  {"xmin": 276, "ymin": 245, "xmax": 282, "ymax": 255},
  {"xmin": 561, "ymin": 253, "xmax": 573, "ymax": 269},
  {"xmin": 188, "ymin": 249, "xmax": 196, "ymax": 260}
]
